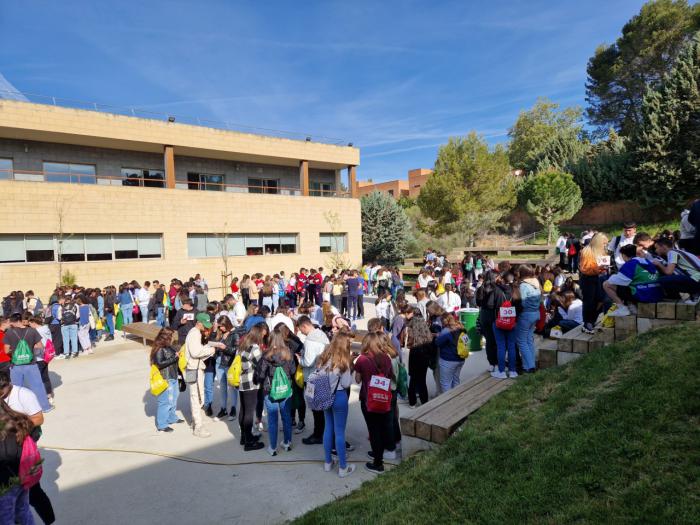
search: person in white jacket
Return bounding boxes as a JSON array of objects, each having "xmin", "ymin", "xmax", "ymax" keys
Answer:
[
  {"xmin": 438, "ymin": 284, "xmax": 462, "ymax": 313},
  {"xmin": 185, "ymin": 313, "xmax": 220, "ymax": 438},
  {"xmin": 297, "ymin": 315, "xmax": 330, "ymax": 445},
  {"xmin": 135, "ymin": 281, "xmax": 151, "ymax": 323}
]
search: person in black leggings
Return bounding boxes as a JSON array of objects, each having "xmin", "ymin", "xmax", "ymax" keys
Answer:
[
  {"xmin": 404, "ymin": 315, "xmax": 433, "ymax": 407},
  {"xmin": 236, "ymin": 324, "xmax": 266, "ymax": 451}
]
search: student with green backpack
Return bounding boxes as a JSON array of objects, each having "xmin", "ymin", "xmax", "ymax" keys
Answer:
[
  {"xmin": 253, "ymin": 331, "xmax": 296, "ymax": 457},
  {"xmin": 2, "ymin": 313, "xmax": 51, "ymax": 412}
]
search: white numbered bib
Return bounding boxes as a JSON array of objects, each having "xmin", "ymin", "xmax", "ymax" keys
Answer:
[
  {"xmin": 499, "ymin": 306, "xmax": 516, "ymax": 318},
  {"xmin": 369, "ymin": 375, "xmax": 391, "ymax": 391},
  {"xmin": 596, "ymin": 256, "xmax": 611, "ymax": 266}
]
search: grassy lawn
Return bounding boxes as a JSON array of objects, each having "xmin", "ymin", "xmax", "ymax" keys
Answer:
[{"xmin": 295, "ymin": 324, "xmax": 700, "ymax": 525}]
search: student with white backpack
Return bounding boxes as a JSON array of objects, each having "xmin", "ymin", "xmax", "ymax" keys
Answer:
[{"xmin": 312, "ymin": 330, "xmax": 355, "ymax": 477}]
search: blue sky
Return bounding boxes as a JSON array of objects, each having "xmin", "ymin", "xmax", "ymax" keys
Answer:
[{"xmin": 0, "ymin": 0, "xmax": 647, "ymax": 182}]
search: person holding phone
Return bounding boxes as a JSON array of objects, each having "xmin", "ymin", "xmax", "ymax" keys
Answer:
[{"xmin": 170, "ymin": 298, "xmax": 196, "ymax": 345}]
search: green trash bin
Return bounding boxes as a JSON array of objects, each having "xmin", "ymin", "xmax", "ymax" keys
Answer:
[{"xmin": 458, "ymin": 308, "xmax": 482, "ymax": 352}]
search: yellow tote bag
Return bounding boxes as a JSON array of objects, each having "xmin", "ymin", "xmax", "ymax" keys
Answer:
[
  {"xmin": 178, "ymin": 344, "xmax": 187, "ymax": 373},
  {"xmin": 150, "ymin": 365, "xmax": 168, "ymax": 396},
  {"xmin": 294, "ymin": 364, "xmax": 304, "ymax": 388},
  {"xmin": 96, "ymin": 317, "xmax": 104, "ymax": 331},
  {"xmin": 227, "ymin": 354, "xmax": 242, "ymax": 387}
]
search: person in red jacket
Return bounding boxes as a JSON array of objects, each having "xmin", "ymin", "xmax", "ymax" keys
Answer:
[{"xmin": 0, "ymin": 316, "xmax": 10, "ymax": 373}]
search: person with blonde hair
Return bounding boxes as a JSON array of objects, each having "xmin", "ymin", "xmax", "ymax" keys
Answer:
[
  {"xmin": 578, "ymin": 233, "xmax": 610, "ymax": 333},
  {"xmin": 315, "ymin": 330, "xmax": 356, "ymax": 477}
]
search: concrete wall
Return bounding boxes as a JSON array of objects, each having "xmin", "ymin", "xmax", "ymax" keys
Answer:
[
  {"xmin": 356, "ymin": 179, "xmax": 409, "ymax": 199},
  {"xmin": 0, "ymin": 181, "xmax": 362, "ymax": 299},
  {"xmin": 0, "ymin": 138, "xmax": 336, "ymax": 191},
  {"xmin": 407, "ymin": 168, "xmax": 432, "ymax": 198},
  {"xmin": 0, "ymin": 100, "xmax": 359, "ymax": 169}
]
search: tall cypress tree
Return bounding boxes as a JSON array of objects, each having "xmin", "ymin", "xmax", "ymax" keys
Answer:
[{"xmin": 631, "ymin": 32, "xmax": 700, "ymax": 208}]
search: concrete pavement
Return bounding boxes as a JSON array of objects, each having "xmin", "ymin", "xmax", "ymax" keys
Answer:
[{"xmin": 37, "ymin": 304, "xmax": 491, "ymax": 524}]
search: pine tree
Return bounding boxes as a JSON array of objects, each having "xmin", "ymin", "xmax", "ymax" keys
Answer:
[
  {"xmin": 360, "ymin": 191, "xmax": 412, "ymax": 265},
  {"xmin": 631, "ymin": 32, "xmax": 700, "ymax": 208}
]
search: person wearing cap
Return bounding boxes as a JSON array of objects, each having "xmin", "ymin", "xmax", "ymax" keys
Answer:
[
  {"xmin": 608, "ymin": 222, "xmax": 637, "ymax": 271},
  {"xmin": 184, "ymin": 312, "xmax": 220, "ymax": 438}
]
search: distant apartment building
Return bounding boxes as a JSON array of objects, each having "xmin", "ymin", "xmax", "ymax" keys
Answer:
[{"xmin": 355, "ymin": 167, "xmax": 433, "ymax": 200}]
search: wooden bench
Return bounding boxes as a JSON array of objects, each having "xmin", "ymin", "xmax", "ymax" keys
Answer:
[
  {"xmin": 122, "ymin": 322, "xmax": 177, "ymax": 346},
  {"xmin": 400, "ymin": 373, "xmax": 513, "ymax": 444}
]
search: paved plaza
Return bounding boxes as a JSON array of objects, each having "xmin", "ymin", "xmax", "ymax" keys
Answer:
[{"xmin": 37, "ymin": 301, "xmax": 490, "ymax": 524}]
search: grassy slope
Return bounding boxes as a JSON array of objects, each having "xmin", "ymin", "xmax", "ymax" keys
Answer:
[{"xmin": 296, "ymin": 324, "xmax": 700, "ymax": 525}]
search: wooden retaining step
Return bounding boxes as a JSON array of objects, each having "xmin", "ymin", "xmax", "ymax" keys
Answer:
[{"xmin": 400, "ymin": 373, "xmax": 512, "ymax": 444}]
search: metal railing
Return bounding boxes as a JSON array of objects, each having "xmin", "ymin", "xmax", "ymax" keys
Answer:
[
  {"xmin": 0, "ymin": 169, "xmax": 350, "ymax": 197},
  {"xmin": 0, "ymin": 89, "xmax": 350, "ymax": 146}
]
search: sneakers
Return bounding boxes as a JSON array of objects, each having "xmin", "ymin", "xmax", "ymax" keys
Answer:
[
  {"xmin": 55, "ymin": 354, "xmax": 66, "ymax": 360},
  {"xmin": 608, "ymin": 305, "xmax": 631, "ymax": 317},
  {"xmin": 684, "ymin": 295, "xmax": 699, "ymax": 305},
  {"xmin": 193, "ymin": 427, "xmax": 211, "ymax": 438},
  {"xmin": 339, "ymin": 464, "xmax": 356, "ymax": 478},
  {"xmin": 367, "ymin": 450, "xmax": 396, "ymax": 461},
  {"xmin": 491, "ymin": 370, "xmax": 507, "ymax": 379},
  {"xmin": 364, "ymin": 462, "xmax": 384, "ymax": 474},
  {"xmin": 346, "ymin": 441, "xmax": 355, "ymax": 452},
  {"xmin": 215, "ymin": 408, "xmax": 227, "ymax": 420},
  {"xmin": 508, "ymin": 371, "xmax": 519, "ymax": 379},
  {"xmin": 244, "ymin": 442, "xmax": 265, "ymax": 452},
  {"xmin": 204, "ymin": 404, "xmax": 213, "ymax": 417},
  {"xmin": 302, "ymin": 436, "xmax": 323, "ymax": 445},
  {"xmin": 158, "ymin": 427, "xmax": 174, "ymax": 433},
  {"xmin": 324, "ymin": 458, "xmax": 337, "ymax": 472},
  {"xmin": 282, "ymin": 441, "xmax": 292, "ymax": 452},
  {"xmin": 228, "ymin": 407, "xmax": 237, "ymax": 421},
  {"xmin": 294, "ymin": 422, "xmax": 306, "ymax": 434},
  {"xmin": 267, "ymin": 447, "xmax": 277, "ymax": 457},
  {"xmin": 252, "ymin": 425, "xmax": 262, "ymax": 437},
  {"xmin": 582, "ymin": 323, "xmax": 595, "ymax": 334}
]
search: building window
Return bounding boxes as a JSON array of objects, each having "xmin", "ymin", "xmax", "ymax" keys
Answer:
[
  {"xmin": 387, "ymin": 189, "xmax": 394, "ymax": 196},
  {"xmin": 0, "ymin": 234, "xmax": 162, "ymax": 263},
  {"xmin": 25, "ymin": 235, "xmax": 55, "ymax": 262},
  {"xmin": 187, "ymin": 233, "xmax": 297, "ymax": 257},
  {"xmin": 310, "ymin": 182, "xmax": 335, "ymax": 197},
  {"xmin": 43, "ymin": 162, "xmax": 96, "ymax": 184},
  {"xmin": 187, "ymin": 172, "xmax": 224, "ymax": 191},
  {"xmin": 248, "ymin": 178, "xmax": 278, "ymax": 194},
  {"xmin": 320, "ymin": 233, "xmax": 347, "ymax": 253},
  {"xmin": 0, "ymin": 158, "xmax": 12, "ymax": 180},
  {"xmin": 119, "ymin": 168, "xmax": 165, "ymax": 188}
]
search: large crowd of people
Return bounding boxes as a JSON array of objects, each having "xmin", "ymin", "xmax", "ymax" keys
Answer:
[{"xmin": 1, "ymin": 200, "xmax": 699, "ymax": 522}]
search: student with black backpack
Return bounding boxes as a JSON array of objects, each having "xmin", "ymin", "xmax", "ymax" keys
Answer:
[
  {"xmin": 59, "ymin": 297, "xmax": 80, "ymax": 359},
  {"xmin": 2, "ymin": 313, "xmax": 51, "ymax": 412},
  {"xmin": 254, "ymin": 330, "xmax": 296, "ymax": 457}
]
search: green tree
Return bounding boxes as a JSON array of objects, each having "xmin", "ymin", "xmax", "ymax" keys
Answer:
[
  {"xmin": 521, "ymin": 171, "xmax": 583, "ymax": 243},
  {"xmin": 630, "ymin": 32, "xmax": 700, "ymax": 208},
  {"xmin": 508, "ymin": 99, "xmax": 586, "ymax": 174},
  {"xmin": 586, "ymin": 0, "xmax": 700, "ymax": 135},
  {"xmin": 397, "ymin": 195, "xmax": 415, "ymax": 210},
  {"xmin": 569, "ymin": 130, "xmax": 631, "ymax": 203},
  {"xmin": 360, "ymin": 191, "xmax": 412, "ymax": 265},
  {"xmin": 417, "ymin": 132, "xmax": 517, "ymax": 244}
]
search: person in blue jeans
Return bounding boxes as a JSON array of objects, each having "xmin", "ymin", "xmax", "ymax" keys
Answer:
[
  {"xmin": 345, "ymin": 271, "xmax": 360, "ymax": 320},
  {"xmin": 315, "ymin": 331, "xmax": 356, "ymax": 477},
  {"xmin": 150, "ymin": 328, "xmax": 182, "ymax": 432},
  {"xmin": 118, "ymin": 283, "xmax": 134, "ymax": 327},
  {"xmin": 59, "ymin": 299, "xmax": 80, "ymax": 358},
  {"xmin": 0, "ymin": 407, "xmax": 36, "ymax": 525},
  {"xmin": 435, "ymin": 313, "xmax": 467, "ymax": 394},
  {"xmin": 515, "ymin": 265, "xmax": 542, "ymax": 373},
  {"xmin": 209, "ymin": 317, "xmax": 239, "ymax": 420},
  {"xmin": 253, "ymin": 331, "xmax": 296, "ymax": 456},
  {"xmin": 3, "ymin": 314, "xmax": 51, "ymax": 412}
]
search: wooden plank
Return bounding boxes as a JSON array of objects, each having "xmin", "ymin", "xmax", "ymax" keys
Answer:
[
  {"xmin": 429, "ymin": 380, "xmax": 512, "ymax": 443},
  {"xmin": 636, "ymin": 302, "xmax": 656, "ymax": 319},
  {"xmin": 123, "ymin": 322, "xmax": 178, "ymax": 345},
  {"xmin": 675, "ymin": 301, "xmax": 697, "ymax": 321},
  {"xmin": 614, "ymin": 314, "xmax": 637, "ymax": 331},
  {"xmin": 400, "ymin": 373, "xmax": 492, "ymax": 437},
  {"xmin": 557, "ymin": 337, "xmax": 573, "ymax": 352},
  {"xmin": 413, "ymin": 375, "xmax": 498, "ymax": 440},
  {"xmin": 656, "ymin": 300, "xmax": 677, "ymax": 320},
  {"xmin": 572, "ymin": 332, "xmax": 593, "ymax": 354}
]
